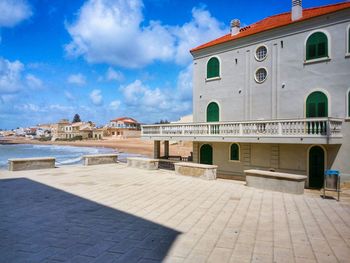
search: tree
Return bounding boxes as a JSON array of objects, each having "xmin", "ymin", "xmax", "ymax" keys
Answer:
[{"xmin": 72, "ymin": 114, "xmax": 81, "ymax": 123}]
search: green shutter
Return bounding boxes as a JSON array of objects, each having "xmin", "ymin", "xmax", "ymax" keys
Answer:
[
  {"xmin": 348, "ymin": 27, "xmax": 350, "ymax": 53},
  {"xmin": 200, "ymin": 144, "xmax": 213, "ymax": 165},
  {"xmin": 306, "ymin": 91, "xmax": 328, "ymax": 118},
  {"xmin": 306, "ymin": 32, "xmax": 328, "ymax": 60},
  {"xmin": 207, "ymin": 57, "xmax": 220, "ymax": 78},
  {"xmin": 207, "ymin": 102, "xmax": 219, "ymax": 122},
  {"xmin": 230, "ymin": 144, "xmax": 239, "ymax": 161}
]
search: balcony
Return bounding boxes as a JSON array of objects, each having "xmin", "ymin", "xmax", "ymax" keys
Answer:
[{"xmin": 141, "ymin": 118, "xmax": 343, "ymax": 144}]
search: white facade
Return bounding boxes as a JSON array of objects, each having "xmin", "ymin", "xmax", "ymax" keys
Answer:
[{"xmin": 142, "ymin": 3, "xmax": 350, "ymax": 184}]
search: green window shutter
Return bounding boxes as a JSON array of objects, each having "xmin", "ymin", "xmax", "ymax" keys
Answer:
[
  {"xmin": 348, "ymin": 27, "xmax": 350, "ymax": 53},
  {"xmin": 306, "ymin": 91, "xmax": 328, "ymax": 118},
  {"xmin": 306, "ymin": 32, "xmax": 328, "ymax": 60},
  {"xmin": 230, "ymin": 144, "xmax": 239, "ymax": 161},
  {"xmin": 207, "ymin": 102, "xmax": 219, "ymax": 122},
  {"xmin": 207, "ymin": 57, "xmax": 220, "ymax": 78}
]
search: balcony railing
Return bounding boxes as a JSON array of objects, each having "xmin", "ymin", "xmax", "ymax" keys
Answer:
[{"xmin": 142, "ymin": 118, "xmax": 343, "ymax": 143}]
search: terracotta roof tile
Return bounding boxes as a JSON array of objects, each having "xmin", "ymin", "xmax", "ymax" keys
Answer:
[{"xmin": 191, "ymin": 2, "xmax": 350, "ymax": 52}]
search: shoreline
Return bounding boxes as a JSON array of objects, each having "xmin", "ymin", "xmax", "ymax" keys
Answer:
[{"xmin": 0, "ymin": 137, "xmax": 192, "ymax": 157}]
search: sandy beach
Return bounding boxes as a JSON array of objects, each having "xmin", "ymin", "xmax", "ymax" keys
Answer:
[{"xmin": 0, "ymin": 136, "xmax": 192, "ymax": 158}]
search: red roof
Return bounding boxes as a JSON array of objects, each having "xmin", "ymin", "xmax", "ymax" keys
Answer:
[
  {"xmin": 111, "ymin": 117, "xmax": 139, "ymax": 124},
  {"xmin": 191, "ymin": 2, "xmax": 350, "ymax": 52}
]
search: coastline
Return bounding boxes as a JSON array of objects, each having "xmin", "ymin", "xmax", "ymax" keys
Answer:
[{"xmin": 0, "ymin": 137, "xmax": 192, "ymax": 157}]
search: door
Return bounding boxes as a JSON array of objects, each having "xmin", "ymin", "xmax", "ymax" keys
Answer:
[
  {"xmin": 206, "ymin": 102, "xmax": 219, "ymax": 122},
  {"xmin": 309, "ymin": 146, "xmax": 325, "ymax": 188},
  {"xmin": 306, "ymin": 91, "xmax": 328, "ymax": 134},
  {"xmin": 200, "ymin": 144, "xmax": 213, "ymax": 165}
]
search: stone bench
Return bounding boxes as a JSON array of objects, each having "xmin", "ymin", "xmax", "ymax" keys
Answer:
[
  {"xmin": 174, "ymin": 162, "xmax": 218, "ymax": 180},
  {"xmin": 8, "ymin": 157, "xmax": 56, "ymax": 171},
  {"xmin": 244, "ymin": 169, "xmax": 307, "ymax": 194},
  {"xmin": 127, "ymin": 157, "xmax": 159, "ymax": 170},
  {"xmin": 82, "ymin": 154, "xmax": 118, "ymax": 166}
]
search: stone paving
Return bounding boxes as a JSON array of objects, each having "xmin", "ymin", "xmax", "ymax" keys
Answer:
[{"xmin": 0, "ymin": 163, "xmax": 350, "ymax": 263}]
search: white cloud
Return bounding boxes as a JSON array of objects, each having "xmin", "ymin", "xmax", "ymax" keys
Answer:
[
  {"xmin": 172, "ymin": 7, "xmax": 227, "ymax": 65},
  {"xmin": 106, "ymin": 67, "xmax": 124, "ymax": 82},
  {"xmin": 0, "ymin": 0, "xmax": 32, "ymax": 27},
  {"xmin": 109, "ymin": 100, "xmax": 121, "ymax": 110},
  {"xmin": 0, "ymin": 57, "xmax": 24, "ymax": 93},
  {"xmin": 67, "ymin": 73, "xmax": 86, "ymax": 85},
  {"xmin": 64, "ymin": 90, "xmax": 75, "ymax": 101},
  {"xmin": 26, "ymin": 74, "xmax": 43, "ymax": 89},
  {"xmin": 65, "ymin": 0, "xmax": 226, "ymax": 68},
  {"xmin": 90, "ymin": 89, "xmax": 103, "ymax": 105}
]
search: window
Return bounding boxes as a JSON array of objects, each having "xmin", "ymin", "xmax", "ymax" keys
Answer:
[
  {"xmin": 207, "ymin": 57, "xmax": 220, "ymax": 79},
  {"xmin": 255, "ymin": 46, "xmax": 267, "ymax": 61},
  {"xmin": 230, "ymin": 143, "xmax": 239, "ymax": 161},
  {"xmin": 206, "ymin": 102, "xmax": 219, "ymax": 122},
  {"xmin": 306, "ymin": 91, "xmax": 328, "ymax": 117},
  {"xmin": 255, "ymin": 68, "xmax": 267, "ymax": 83},
  {"xmin": 306, "ymin": 32, "xmax": 328, "ymax": 60}
]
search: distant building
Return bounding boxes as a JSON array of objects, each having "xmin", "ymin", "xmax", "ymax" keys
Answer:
[{"xmin": 105, "ymin": 117, "xmax": 141, "ymax": 138}]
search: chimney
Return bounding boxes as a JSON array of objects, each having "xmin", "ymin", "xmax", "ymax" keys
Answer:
[
  {"xmin": 230, "ymin": 19, "xmax": 240, "ymax": 36},
  {"xmin": 292, "ymin": 0, "xmax": 303, "ymax": 21}
]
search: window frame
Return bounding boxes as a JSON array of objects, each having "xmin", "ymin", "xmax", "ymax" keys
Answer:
[
  {"xmin": 206, "ymin": 56, "xmax": 221, "ymax": 80},
  {"xmin": 229, "ymin": 143, "xmax": 240, "ymax": 162},
  {"xmin": 254, "ymin": 45, "xmax": 268, "ymax": 62},
  {"xmin": 304, "ymin": 30, "xmax": 331, "ymax": 64},
  {"xmin": 254, "ymin": 67, "xmax": 268, "ymax": 84}
]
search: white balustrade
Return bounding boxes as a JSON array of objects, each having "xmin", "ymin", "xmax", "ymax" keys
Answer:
[{"xmin": 142, "ymin": 118, "xmax": 343, "ymax": 139}]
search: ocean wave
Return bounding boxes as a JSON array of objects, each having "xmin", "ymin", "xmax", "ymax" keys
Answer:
[{"xmin": 57, "ymin": 156, "xmax": 82, "ymax": 165}]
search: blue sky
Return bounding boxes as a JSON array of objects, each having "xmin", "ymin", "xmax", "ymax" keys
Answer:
[{"xmin": 0, "ymin": 0, "xmax": 342, "ymax": 129}]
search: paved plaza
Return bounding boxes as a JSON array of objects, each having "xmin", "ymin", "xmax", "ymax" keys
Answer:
[{"xmin": 0, "ymin": 164, "xmax": 350, "ymax": 263}]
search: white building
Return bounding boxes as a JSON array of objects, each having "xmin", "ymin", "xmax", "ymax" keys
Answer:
[{"xmin": 142, "ymin": 1, "xmax": 350, "ymax": 187}]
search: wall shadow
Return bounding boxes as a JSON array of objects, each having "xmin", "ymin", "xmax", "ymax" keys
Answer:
[{"xmin": 0, "ymin": 178, "xmax": 180, "ymax": 263}]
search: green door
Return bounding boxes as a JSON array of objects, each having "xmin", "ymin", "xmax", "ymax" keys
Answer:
[
  {"xmin": 306, "ymin": 91, "xmax": 328, "ymax": 118},
  {"xmin": 309, "ymin": 146, "xmax": 325, "ymax": 188},
  {"xmin": 200, "ymin": 144, "xmax": 213, "ymax": 165},
  {"xmin": 207, "ymin": 102, "xmax": 219, "ymax": 122}
]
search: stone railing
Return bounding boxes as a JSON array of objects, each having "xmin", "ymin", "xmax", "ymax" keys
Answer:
[{"xmin": 142, "ymin": 118, "xmax": 343, "ymax": 140}]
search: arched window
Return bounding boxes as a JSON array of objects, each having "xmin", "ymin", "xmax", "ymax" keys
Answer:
[
  {"xmin": 230, "ymin": 143, "xmax": 239, "ymax": 161},
  {"xmin": 306, "ymin": 32, "xmax": 328, "ymax": 60},
  {"xmin": 206, "ymin": 102, "xmax": 219, "ymax": 122},
  {"xmin": 207, "ymin": 57, "xmax": 220, "ymax": 79},
  {"xmin": 306, "ymin": 91, "xmax": 328, "ymax": 117}
]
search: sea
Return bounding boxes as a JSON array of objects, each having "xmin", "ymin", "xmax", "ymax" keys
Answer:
[{"xmin": 0, "ymin": 144, "xmax": 142, "ymax": 170}]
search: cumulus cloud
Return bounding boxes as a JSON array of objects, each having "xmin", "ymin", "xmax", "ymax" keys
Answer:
[
  {"xmin": 65, "ymin": 0, "xmax": 226, "ymax": 68},
  {"xmin": 106, "ymin": 67, "xmax": 124, "ymax": 82},
  {"xmin": 90, "ymin": 89, "xmax": 103, "ymax": 105},
  {"xmin": 0, "ymin": 57, "xmax": 24, "ymax": 93},
  {"xmin": 119, "ymin": 79, "xmax": 191, "ymax": 122},
  {"xmin": 109, "ymin": 100, "xmax": 121, "ymax": 110},
  {"xmin": 0, "ymin": 0, "xmax": 32, "ymax": 27},
  {"xmin": 67, "ymin": 73, "xmax": 86, "ymax": 86},
  {"xmin": 25, "ymin": 74, "xmax": 43, "ymax": 89}
]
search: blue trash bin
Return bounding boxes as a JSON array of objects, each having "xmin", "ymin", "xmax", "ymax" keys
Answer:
[{"xmin": 324, "ymin": 170, "xmax": 339, "ymax": 190}]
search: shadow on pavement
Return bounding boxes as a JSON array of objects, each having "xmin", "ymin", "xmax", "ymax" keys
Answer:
[{"xmin": 0, "ymin": 178, "xmax": 180, "ymax": 263}]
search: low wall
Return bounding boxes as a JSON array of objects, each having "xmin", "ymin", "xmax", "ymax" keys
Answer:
[
  {"xmin": 174, "ymin": 162, "xmax": 218, "ymax": 180},
  {"xmin": 244, "ymin": 169, "xmax": 307, "ymax": 195},
  {"xmin": 83, "ymin": 154, "xmax": 118, "ymax": 166},
  {"xmin": 8, "ymin": 157, "xmax": 56, "ymax": 171},
  {"xmin": 127, "ymin": 157, "xmax": 159, "ymax": 170}
]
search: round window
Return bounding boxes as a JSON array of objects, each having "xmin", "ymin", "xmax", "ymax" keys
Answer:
[
  {"xmin": 255, "ymin": 68, "xmax": 267, "ymax": 83},
  {"xmin": 255, "ymin": 46, "xmax": 267, "ymax": 61}
]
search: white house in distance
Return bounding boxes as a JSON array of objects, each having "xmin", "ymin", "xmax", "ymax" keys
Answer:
[
  {"xmin": 105, "ymin": 117, "xmax": 141, "ymax": 138},
  {"xmin": 142, "ymin": 1, "xmax": 350, "ymax": 187}
]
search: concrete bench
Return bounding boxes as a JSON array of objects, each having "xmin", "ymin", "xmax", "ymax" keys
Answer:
[
  {"xmin": 174, "ymin": 162, "xmax": 218, "ymax": 180},
  {"xmin": 127, "ymin": 157, "xmax": 159, "ymax": 170},
  {"xmin": 244, "ymin": 169, "xmax": 307, "ymax": 194},
  {"xmin": 8, "ymin": 157, "xmax": 56, "ymax": 171},
  {"xmin": 82, "ymin": 154, "xmax": 118, "ymax": 166}
]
